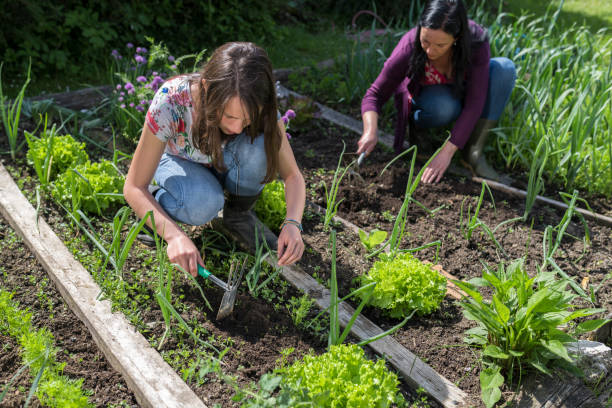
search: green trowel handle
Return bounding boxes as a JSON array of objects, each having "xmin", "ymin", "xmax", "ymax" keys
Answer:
[
  {"xmin": 198, "ymin": 264, "xmax": 211, "ymax": 278},
  {"xmin": 197, "ymin": 264, "xmax": 229, "ymax": 291}
]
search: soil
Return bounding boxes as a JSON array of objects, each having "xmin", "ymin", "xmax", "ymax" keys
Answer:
[
  {"xmin": 0, "ymin": 214, "xmax": 139, "ymax": 407},
  {"xmin": 290, "ymin": 119, "xmax": 612, "ymax": 407}
]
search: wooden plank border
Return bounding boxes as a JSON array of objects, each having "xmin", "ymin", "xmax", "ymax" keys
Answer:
[
  {"xmin": 213, "ymin": 221, "xmax": 467, "ymax": 407},
  {"xmin": 0, "ymin": 163, "xmax": 206, "ymax": 408}
]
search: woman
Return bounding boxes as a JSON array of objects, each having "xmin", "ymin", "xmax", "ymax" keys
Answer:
[
  {"xmin": 124, "ymin": 42, "xmax": 306, "ymax": 277},
  {"xmin": 357, "ymin": 0, "xmax": 516, "ymax": 183}
]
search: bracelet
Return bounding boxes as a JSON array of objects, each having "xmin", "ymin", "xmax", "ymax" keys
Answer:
[{"xmin": 281, "ymin": 218, "xmax": 303, "ymax": 232}]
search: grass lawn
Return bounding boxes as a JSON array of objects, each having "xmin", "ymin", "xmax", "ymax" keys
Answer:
[{"xmin": 503, "ymin": 0, "xmax": 612, "ymax": 40}]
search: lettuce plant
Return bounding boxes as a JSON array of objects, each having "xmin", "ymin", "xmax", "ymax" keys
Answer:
[
  {"xmin": 358, "ymin": 228, "xmax": 387, "ymax": 252},
  {"xmin": 359, "ymin": 252, "xmax": 447, "ymax": 317},
  {"xmin": 26, "ymin": 124, "xmax": 89, "ymax": 185},
  {"xmin": 279, "ymin": 343, "xmax": 404, "ymax": 408},
  {"xmin": 53, "ymin": 159, "xmax": 125, "ymax": 215},
  {"xmin": 454, "ymin": 258, "xmax": 610, "ymax": 408},
  {"xmin": 254, "ymin": 180, "xmax": 286, "ymax": 231}
]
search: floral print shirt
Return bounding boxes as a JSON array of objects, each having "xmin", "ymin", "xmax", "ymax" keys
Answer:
[{"xmin": 146, "ymin": 75, "xmax": 212, "ymax": 165}]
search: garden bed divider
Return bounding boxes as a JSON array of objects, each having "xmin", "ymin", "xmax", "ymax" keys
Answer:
[
  {"xmin": 214, "ymin": 217, "xmax": 467, "ymax": 407},
  {"xmin": 0, "ymin": 162, "xmax": 207, "ymax": 408}
]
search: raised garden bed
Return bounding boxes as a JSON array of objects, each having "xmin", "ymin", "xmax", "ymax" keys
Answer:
[
  {"xmin": 0, "ymin": 214, "xmax": 138, "ymax": 407},
  {"xmin": 2, "ymin": 76, "xmax": 610, "ymax": 407}
]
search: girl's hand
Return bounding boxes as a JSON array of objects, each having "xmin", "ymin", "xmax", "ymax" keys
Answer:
[
  {"xmin": 277, "ymin": 224, "xmax": 304, "ymax": 266},
  {"xmin": 166, "ymin": 234, "xmax": 204, "ymax": 277},
  {"xmin": 421, "ymin": 141, "xmax": 458, "ymax": 184}
]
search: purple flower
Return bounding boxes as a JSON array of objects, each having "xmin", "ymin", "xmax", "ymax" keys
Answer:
[
  {"xmin": 171, "ymin": 64, "xmax": 177, "ymax": 70},
  {"xmin": 136, "ymin": 75, "xmax": 147, "ymax": 83},
  {"xmin": 120, "ymin": 91, "xmax": 125, "ymax": 96},
  {"xmin": 135, "ymin": 55, "xmax": 146, "ymax": 64},
  {"xmin": 168, "ymin": 55, "xmax": 175, "ymax": 62},
  {"xmin": 136, "ymin": 47, "xmax": 148, "ymax": 54},
  {"xmin": 128, "ymin": 89, "xmax": 135, "ymax": 95},
  {"xmin": 120, "ymin": 104, "xmax": 126, "ymax": 109},
  {"xmin": 152, "ymin": 71, "xmax": 158, "ymax": 76},
  {"xmin": 118, "ymin": 96, "xmax": 124, "ymax": 102},
  {"xmin": 285, "ymin": 109, "xmax": 296, "ymax": 119},
  {"xmin": 126, "ymin": 42, "xmax": 134, "ymax": 48},
  {"xmin": 129, "ymin": 102, "xmax": 135, "ymax": 108},
  {"xmin": 116, "ymin": 84, "xmax": 122, "ymax": 90},
  {"xmin": 140, "ymin": 99, "xmax": 146, "ymax": 105},
  {"xmin": 281, "ymin": 116, "xmax": 288, "ymax": 125},
  {"xmin": 286, "ymin": 132, "xmax": 292, "ymax": 140},
  {"xmin": 124, "ymin": 82, "xmax": 134, "ymax": 91},
  {"xmin": 136, "ymin": 106, "xmax": 144, "ymax": 112},
  {"xmin": 150, "ymin": 76, "xmax": 164, "ymax": 92},
  {"xmin": 111, "ymin": 49, "xmax": 121, "ymax": 60}
]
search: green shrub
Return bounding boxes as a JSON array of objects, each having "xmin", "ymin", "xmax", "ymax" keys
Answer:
[
  {"xmin": 454, "ymin": 258, "xmax": 610, "ymax": 408},
  {"xmin": 360, "ymin": 253, "xmax": 447, "ymax": 317},
  {"xmin": 254, "ymin": 180, "xmax": 286, "ymax": 232},
  {"xmin": 279, "ymin": 343, "xmax": 403, "ymax": 407},
  {"xmin": 26, "ymin": 132, "xmax": 89, "ymax": 182},
  {"xmin": 53, "ymin": 159, "xmax": 125, "ymax": 215}
]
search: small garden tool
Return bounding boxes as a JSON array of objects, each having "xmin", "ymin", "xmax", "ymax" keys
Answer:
[{"xmin": 197, "ymin": 256, "xmax": 247, "ymax": 320}]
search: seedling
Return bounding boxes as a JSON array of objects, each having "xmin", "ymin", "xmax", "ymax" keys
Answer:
[{"xmin": 0, "ymin": 59, "xmax": 31, "ymax": 160}]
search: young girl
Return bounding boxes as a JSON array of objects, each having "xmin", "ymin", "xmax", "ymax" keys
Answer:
[
  {"xmin": 357, "ymin": 0, "xmax": 516, "ymax": 183},
  {"xmin": 124, "ymin": 42, "xmax": 306, "ymax": 277}
]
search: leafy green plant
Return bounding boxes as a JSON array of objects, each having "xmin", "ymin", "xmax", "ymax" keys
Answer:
[
  {"xmin": 454, "ymin": 258, "xmax": 610, "ymax": 408},
  {"xmin": 0, "ymin": 290, "xmax": 93, "ymax": 407},
  {"xmin": 358, "ymin": 228, "xmax": 387, "ymax": 252},
  {"xmin": 278, "ymin": 343, "xmax": 404, "ymax": 408},
  {"xmin": 53, "ymin": 159, "xmax": 125, "ymax": 216},
  {"xmin": 359, "ymin": 252, "xmax": 447, "ymax": 317},
  {"xmin": 0, "ymin": 59, "xmax": 31, "ymax": 160},
  {"xmin": 254, "ymin": 180, "xmax": 286, "ymax": 232},
  {"xmin": 25, "ymin": 121, "xmax": 89, "ymax": 186},
  {"xmin": 287, "ymin": 295, "xmax": 314, "ymax": 328}
]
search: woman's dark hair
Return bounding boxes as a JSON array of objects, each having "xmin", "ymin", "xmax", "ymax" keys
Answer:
[
  {"xmin": 407, "ymin": 0, "xmax": 485, "ymax": 97},
  {"xmin": 191, "ymin": 42, "xmax": 281, "ymax": 183}
]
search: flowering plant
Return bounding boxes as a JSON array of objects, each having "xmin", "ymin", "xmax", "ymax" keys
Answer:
[
  {"xmin": 109, "ymin": 39, "xmax": 207, "ymax": 143},
  {"xmin": 280, "ymin": 109, "xmax": 296, "ymax": 139}
]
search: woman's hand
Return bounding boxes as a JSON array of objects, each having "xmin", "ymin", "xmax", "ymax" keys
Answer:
[
  {"xmin": 277, "ymin": 224, "xmax": 304, "ymax": 266},
  {"xmin": 421, "ymin": 141, "xmax": 458, "ymax": 184},
  {"xmin": 357, "ymin": 131, "xmax": 378, "ymax": 156},
  {"xmin": 357, "ymin": 111, "xmax": 380, "ymax": 156},
  {"xmin": 166, "ymin": 234, "xmax": 204, "ymax": 277}
]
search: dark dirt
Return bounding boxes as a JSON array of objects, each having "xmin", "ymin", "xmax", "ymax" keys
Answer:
[
  {"xmin": 290, "ymin": 119, "xmax": 612, "ymax": 407},
  {"xmin": 0, "ymin": 214, "xmax": 139, "ymax": 408}
]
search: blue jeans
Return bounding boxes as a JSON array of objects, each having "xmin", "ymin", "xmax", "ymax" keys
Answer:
[
  {"xmin": 152, "ymin": 133, "xmax": 267, "ymax": 225},
  {"xmin": 412, "ymin": 57, "xmax": 516, "ymax": 127}
]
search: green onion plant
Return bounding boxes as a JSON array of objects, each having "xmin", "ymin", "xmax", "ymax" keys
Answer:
[{"xmin": 0, "ymin": 59, "xmax": 31, "ymax": 160}]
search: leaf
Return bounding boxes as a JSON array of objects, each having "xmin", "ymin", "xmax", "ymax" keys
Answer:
[
  {"xmin": 481, "ymin": 386, "xmax": 502, "ymax": 408},
  {"xmin": 483, "ymin": 345, "xmax": 510, "ymax": 360},
  {"xmin": 480, "ymin": 367, "xmax": 504, "ymax": 389},
  {"xmin": 575, "ymin": 318, "xmax": 610, "ymax": 335},
  {"xmin": 540, "ymin": 339, "xmax": 572, "ymax": 362},
  {"xmin": 492, "ymin": 295, "xmax": 510, "ymax": 324},
  {"xmin": 259, "ymin": 374, "xmax": 282, "ymax": 393}
]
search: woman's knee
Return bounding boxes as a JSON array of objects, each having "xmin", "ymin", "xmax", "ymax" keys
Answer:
[
  {"xmin": 414, "ymin": 86, "xmax": 461, "ymax": 128},
  {"xmin": 182, "ymin": 189, "xmax": 224, "ymax": 225},
  {"xmin": 224, "ymin": 134, "xmax": 267, "ymax": 195},
  {"xmin": 489, "ymin": 57, "xmax": 517, "ymax": 88}
]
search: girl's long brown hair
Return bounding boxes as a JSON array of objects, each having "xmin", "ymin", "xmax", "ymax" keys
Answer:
[{"xmin": 191, "ymin": 42, "xmax": 281, "ymax": 183}]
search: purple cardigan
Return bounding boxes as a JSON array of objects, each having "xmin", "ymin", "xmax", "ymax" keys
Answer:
[{"xmin": 361, "ymin": 21, "xmax": 490, "ymax": 151}]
